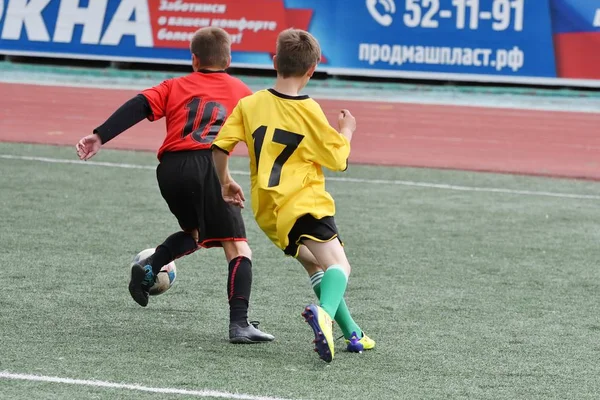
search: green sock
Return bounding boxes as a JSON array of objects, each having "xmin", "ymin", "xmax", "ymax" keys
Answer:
[{"xmin": 311, "ymin": 268, "xmax": 361, "ymax": 339}]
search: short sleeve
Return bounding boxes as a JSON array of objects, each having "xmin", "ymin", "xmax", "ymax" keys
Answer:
[
  {"xmin": 212, "ymin": 102, "xmax": 246, "ymax": 154},
  {"xmin": 306, "ymin": 104, "xmax": 351, "ymax": 171},
  {"xmin": 239, "ymin": 83, "xmax": 253, "ymax": 98},
  {"xmin": 141, "ymin": 79, "xmax": 172, "ymax": 121}
]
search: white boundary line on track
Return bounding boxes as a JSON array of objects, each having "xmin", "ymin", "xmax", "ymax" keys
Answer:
[
  {"xmin": 0, "ymin": 371, "xmax": 294, "ymax": 400},
  {"xmin": 2, "ymin": 154, "xmax": 599, "ymax": 200},
  {"xmin": 2, "ymin": 78, "xmax": 600, "ymax": 114}
]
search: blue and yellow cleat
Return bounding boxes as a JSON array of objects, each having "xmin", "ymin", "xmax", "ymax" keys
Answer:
[
  {"xmin": 302, "ymin": 304, "xmax": 335, "ymax": 362},
  {"xmin": 345, "ymin": 332, "xmax": 376, "ymax": 352},
  {"xmin": 345, "ymin": 332, "xmax": 364, "ymax": 353}
]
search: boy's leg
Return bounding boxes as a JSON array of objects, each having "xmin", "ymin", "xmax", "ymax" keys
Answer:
[
  {"xmin": 286, "ymin": 214, "xmax": 349, "ymax": 362},
  {"xmin": 201, "ymin": 153, "xmax": 273, "ymax": 343},
  {"xmin": 299, "ymin": 239, "xmax": 349, "ymax": 362},
  {"xmin": 148, "ymin": 229, "xmax": 199, "ymax": 276},
  {"xmin": 223, "ymin": 240, "xmax": 252, "ymax": 326},
  {"xmin": 129, "ymin": 153, "xmax": 201, "ymax": 307},
  {"xmin": 130, "ymin": 228, "xmax": 199, "ymax": 307},
  {"xmin": 297, "ymin": 245, "xmax": 362, "ymax": 339},
  {"xmin": 302, "ymin": 238, "xmax": 350, "ymax": 362},
  {"xmin": 309, "ymin": 268, "xmax": 376, "ymax": 351},
  {"xmin": 221, "ymin": 241, "xmax": 274, "ymax": 343},
  {"xmin": 302, "ymin": 239, "xmax": 351, "ymax": 320}
]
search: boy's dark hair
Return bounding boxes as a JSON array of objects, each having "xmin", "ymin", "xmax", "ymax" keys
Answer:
[
  {"xmin": 275, "ymin": 29, "xmax": 321, "ymax": 78},
  {"xmin": 190, "ymin": 27, "xmax": 231, "ymax": 69}
]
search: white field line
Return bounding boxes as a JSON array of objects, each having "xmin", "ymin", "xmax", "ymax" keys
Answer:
[
  {"xmin": 0, "ymin": 154, "xmax": 159, "ymax": 171},
  {"xmin": 0, "ymin": 371, "xmax": 295, "ymax": 400},
  {"xmin": 1, "ymin": 154, "xmax": 599, "ymax": 200}
]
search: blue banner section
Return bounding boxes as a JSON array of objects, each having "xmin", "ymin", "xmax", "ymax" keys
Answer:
[
  {"xmin": 0, "ymin": 0, "xmax": 192, "ymax": 61},
  {"xmin": 550, "ymin": 0, "xmax": 600, "ymax": 33},
  {"xmin": 333, "ymin": 0, "xmax": 556, "ymax": 77},
  {"xmin": 0, "ymin": 0, "xmax": 598, "ymax": 85}
]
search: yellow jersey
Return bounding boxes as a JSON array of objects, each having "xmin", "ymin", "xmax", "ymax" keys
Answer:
[{"xmin": 213, "ymin": 89, "xmax": 350, "ymax": 250}]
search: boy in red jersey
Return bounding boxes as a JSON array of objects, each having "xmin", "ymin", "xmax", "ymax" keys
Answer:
[{"xmin": 75, "ymin": 27, "xmax": 274, "ymax": 344}]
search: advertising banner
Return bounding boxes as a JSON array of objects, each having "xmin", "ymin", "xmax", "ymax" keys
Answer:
[{"xmin": 0, "ymin": 0, "xmax": 598, "ymax": 87}]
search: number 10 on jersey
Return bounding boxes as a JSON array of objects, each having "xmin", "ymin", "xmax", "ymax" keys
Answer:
[{"xmin": 252, "ymin": 126, "xmax": 304, "ymax": 188}]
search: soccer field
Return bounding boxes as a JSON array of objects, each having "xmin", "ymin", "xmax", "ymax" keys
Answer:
[{"xmin": 1, "ymin": 142, "xmax": 600, "ymax": 399}]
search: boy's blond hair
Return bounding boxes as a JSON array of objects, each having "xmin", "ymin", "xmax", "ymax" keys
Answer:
[
  {"xmin": 275, "ymin": 28, "xmax": 321, "ymax": 78},
  {"xmin": 190, "ymin": 27, "xmax": 231, "ymax": 69}
]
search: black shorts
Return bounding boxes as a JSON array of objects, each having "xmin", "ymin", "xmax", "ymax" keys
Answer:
[
  {"xmin": 156, "ymin": 150, "xmax": 246, "ymax": 248},
  {"xmin": 284, "ymin": 214, "xmax": 342, "ymax": 257}
]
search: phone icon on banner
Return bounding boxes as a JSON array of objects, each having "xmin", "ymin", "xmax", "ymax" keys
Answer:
[{"xmin": 366, "ymin": 0, "xmax": 396, "ymax": 27}]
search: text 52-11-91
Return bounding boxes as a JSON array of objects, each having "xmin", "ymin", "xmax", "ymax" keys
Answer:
[{"xmin": 403, "ymin": 0, "xmax": 524, "ymax": 31}]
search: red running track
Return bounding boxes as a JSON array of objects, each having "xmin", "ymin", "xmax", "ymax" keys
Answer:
[{"xmin": 1, "ymin": 82, "xmax": 599, "ymax": 180}]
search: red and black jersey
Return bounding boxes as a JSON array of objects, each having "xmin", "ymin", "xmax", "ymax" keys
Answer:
[{"xmin": 141, "ymin": 70, "xmax": 252, "ymax": 160}]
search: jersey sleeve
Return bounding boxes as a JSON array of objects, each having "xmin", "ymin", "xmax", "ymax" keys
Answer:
[
  {"xmin": 240, "ymin": 82, "xmax": 253, "ymax": 98},
  {"xmin": 141, "ymin": 79, "xmax": 172, "ymax": 121},
  {"xmin": 232, "ymin": 77, "xmax": 253, "ymax": 99},
  {"xmin": 306, "ymin": 104, "xmax": 351, "ymax": 171},
  {"xmin": 94, "ymin": 94, "xmax": 152, "ymax": 144},
  {"xmin": 212, "ymin": 101, "xmax": 246, "ymax": 154}
]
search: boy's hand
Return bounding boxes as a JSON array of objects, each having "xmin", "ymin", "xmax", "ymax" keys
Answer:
[
  {"xmin": 221, "ymin": 180, "xmax": 246, "ymax": 208},
  {"xmin": 338, "ymin": 109, "xmax": 356, "ymax": 133},
  {"xmin": 76, "ymin": 134, "xmax": 102, "ymax": 161}
]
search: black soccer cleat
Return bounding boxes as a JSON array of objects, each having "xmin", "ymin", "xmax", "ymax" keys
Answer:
[
  {"xmin": 229, "ymin": 320, "xmax": 275, "ymax": 344},
  {"xmin": 129, "ymin": 262, "xmax": 155, "ymax": 307}
]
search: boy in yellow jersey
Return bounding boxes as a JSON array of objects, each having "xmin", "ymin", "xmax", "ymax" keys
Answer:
[{"xmin": 211, "ymin": 28, "xmax": 374, "ymax": 362}]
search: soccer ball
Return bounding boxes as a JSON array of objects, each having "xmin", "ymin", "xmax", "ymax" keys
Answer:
[{"xmin": 131, "ymin": 248, "xmax": 177, "ymax": 296}]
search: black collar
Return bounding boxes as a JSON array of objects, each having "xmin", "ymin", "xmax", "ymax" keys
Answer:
[
  {"xmin": 197, "ymin": 69, "xmax": 226, "ymax": 74},
  {"xmin": 268, "ymin": 88, "xmax": 309, "ymax": 100}
]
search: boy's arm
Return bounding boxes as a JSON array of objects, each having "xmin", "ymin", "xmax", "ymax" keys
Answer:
[
  {"xmin": 75, "ymin": 80, "xmax": 170, "ymax": 161},
  {"xmin": 338, "ymin": 110, "xmax": 355, "ymax": 142},
  {"xmin": 211, "ymin": 101, "xmax": 246, "ymax": 155},
  {"xmin": 75, "ymin": 94, "xmax": 153, "ymax": 160},
  {"xmin": 211, "ymin": 102, "xmax": 247, "ymax": 207},
  {"xmin": 307, "ymin": 108, "xmax": 356, "ymax": 172},
  {"xmin": 212, "ymin": 149, "xmax": 245, "ymax": 208},
  {"xmin": 212, "ymin": 148, "xmax": 233, "ymax": 185},
  {"xmin": 93, "ymin": 95, "xmax": 153, "ymax": 144},
  {"xmin": 96, "ymin": 79, "xmax": 171, "ymax": 144}
]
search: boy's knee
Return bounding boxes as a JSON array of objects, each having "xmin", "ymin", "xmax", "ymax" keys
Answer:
[
  {"xmin": 296, "ymin": 247, "xmax": 322, "ymax": 276},
  {"xmin": 325, "ymin": 263, "xmax": 351, "ymax": 278},
  {"xmin": 300, "ymin": 261, "xmax": 322, "ymax": 276},
  {"xmin": 222, "ymin": 240, "xmax": 252, "ymax": 262},
  {"xmin": 302, "ymin": 238, "xmax": 350, "ymax": 272}
]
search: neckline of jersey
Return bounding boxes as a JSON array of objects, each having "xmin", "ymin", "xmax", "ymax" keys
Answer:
[
  {"xmin": 196, "ymin": 69, "xmax": 226, "ymax": 74},
  {"xmin": 267, "ymin": 88, "xmax": 310, "ymax": 100}
]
